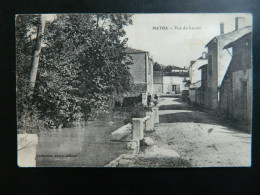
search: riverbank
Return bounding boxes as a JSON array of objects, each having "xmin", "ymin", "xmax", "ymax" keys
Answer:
[{"xmin": 36, "ymin": 110, "xmax": 130, "ymax": 167}]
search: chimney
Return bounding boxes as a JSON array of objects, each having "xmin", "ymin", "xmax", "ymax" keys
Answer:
[
  {"xmin": 235, "ymin": 17, "xmax": 245, "ymax": 30},
  {"xmin": 220, "ymin": 22, "xmax": 224, "ymax": 35},
  {"xmin": 202, "ymin": 52, "xmax": 206, "ymax": 59}
]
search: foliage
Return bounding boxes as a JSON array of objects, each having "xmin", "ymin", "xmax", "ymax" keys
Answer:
[
  {"xmin": 17, "ymin": 105, "xmax": 46, "ymax": 133},
  {"xmin": 184, "ymin": 80, "xmax": 191, "ymax": 87},
  {"xmin": 153, "ymin": 62, "xmax": 162, "ymax": 71},
  {"xmin": 16, "ymin": 14, "xmax": 133, "ymax": 132},
  {"xmin": 16, "ymin": 15, "xmax": 47, "ymax": 132},
  {"xmin": 124, "ymin": 103, "xmax": 152, "ymax": 124}
]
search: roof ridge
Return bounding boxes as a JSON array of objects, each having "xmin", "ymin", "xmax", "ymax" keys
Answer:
[
  {"xmin": 206, "ymin": 25, "xmax": 252, "ymax": 47},
  {"xmin": 223, "ymin": 31, "xmax": 252, "ymax": 49},
  {"xmin": 215, "ymin": 25, "xmax": 252, "ymax": 39}
]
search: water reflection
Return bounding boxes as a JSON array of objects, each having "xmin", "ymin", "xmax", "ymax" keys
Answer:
[{"xmin": 36, "ymin": 111, "xmax": 130, "ymax": 167}]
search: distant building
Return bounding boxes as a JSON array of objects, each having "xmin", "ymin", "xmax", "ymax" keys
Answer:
[
  {"xmin": 153, "ymin": 71, "xmax": 163, "ymax": 95},
  {"xmin": 189, "ymin": 52, "xmax": 208, "ymax": 89},
  {"xmin": 125, "ymin": 48, "xmax": 153, "ymax": 104},
  {"xmin": 170, "ymin": 66, "xmax": 189, "ymax": 73},
  {"xmin": 163, "ymin": 71, "xmax": 189, "ymax": 94},
  {"xmin": 219, "ymin": 32, "xmax": 252, "ymax": 123},
  {"xmin": 205, "ymin": 18, "xmax": 252, "ymax": 110},
  {"xmin": 188, "ymin": 52, "xmax": 208, "ymax": 104}
]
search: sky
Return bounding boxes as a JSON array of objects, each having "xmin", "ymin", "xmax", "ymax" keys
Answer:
[{"xmin": 124, "ymin": 13, "xmax": 252, "ymax": 68}]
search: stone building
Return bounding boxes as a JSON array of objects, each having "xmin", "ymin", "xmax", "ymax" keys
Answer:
[
  {"xmin": 163, "ymin": 72, "xmax": 189, "ymax": 94},
  {"xmin": 125, "ymin": 48, "xmax": 153, "ymax": 104},
  {"xmin": 189, "ymin": 52, "xmax": 208, "ymax": 89},
  {"xmin": 198, "ymin": 64, "xmax": 208, "ymax": 107},
  {"xmin": 153, "ymin": 71, "xmax": 163, "ymax": 95},
  {"xmin": 170, "ymin": 66, "xmax": 189, "ymax": 73},
  {"xmin": 219, "ymin": 32, "xmax": 252, "ymax": 124},
  {"xmin": 188, "ymin": 52, "xmax": 208, "ymax": 104},
  {"xmin": 205, "ymin": 18, "xmax": 252, "ymax": 110}
]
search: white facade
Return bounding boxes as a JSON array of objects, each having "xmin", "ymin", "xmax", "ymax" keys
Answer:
[
  {"xmin": 189, "ymin": 58, "xmax": 207, "ymax": 87},
  {"xmin": 163, "ymin": 76, "xmax": 188, "ymax": 94}
]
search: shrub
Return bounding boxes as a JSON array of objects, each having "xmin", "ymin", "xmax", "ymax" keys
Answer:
[
  {"xmin": 123, "ymin": 103, "xmax": 152, "ymax": 124},
  {"xmin": 17, "ymin": 109, "xmax": 46, "ymax": 134}
]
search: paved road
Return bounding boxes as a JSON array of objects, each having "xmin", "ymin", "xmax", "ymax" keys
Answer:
[{"xmin": 154, "ymin": 96, "xmax": 251, "ymax": 167}]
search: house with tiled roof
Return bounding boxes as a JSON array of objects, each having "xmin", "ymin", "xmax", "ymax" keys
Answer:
[
  {"xmin": 204, "ymin": 17, "xmax": 252, "ymax": 110},
  {"xmin": 189, "ymin": 52, "xmax": 208, "ymax": 90},
  {"xmin": 219, "ymin": 32, "xmax": 252, "ymax": 124},
  {"xmin": 124, "ymin": 47, "xmax": 153, "ymax": 104},
  {"xmin": 170, "ymin": 65, "xmax": 189, "ymax": 73},
  {"xmin": 188, "ymin": 52, "xmax": 208, "ymax": 105}
]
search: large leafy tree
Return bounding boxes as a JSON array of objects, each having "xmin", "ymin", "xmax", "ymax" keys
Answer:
[
  {"xmin": 16, "ymin": 15, "xmax": 46, "ymax": 133},
  {"xmin": 16, "ymin": 14, "xmax": 133, "ymax": 131},
  {"xmin": 153, "ymin": 62, "xmax": 162, "ymax": 71}
]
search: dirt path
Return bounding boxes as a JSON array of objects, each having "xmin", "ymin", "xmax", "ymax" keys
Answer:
[{"xmin": 154, "ymin": 96, "xmax": 251, "ymax": 167}]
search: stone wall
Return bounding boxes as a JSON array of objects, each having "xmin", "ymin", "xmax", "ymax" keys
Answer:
[
  {"xmin": 127, "ymin": 53, "xmax": 146, "ymax": 83},
  {"xmin": 127, "ymin": 52, "xmax": 153, "ymax": 96},
  {"xmin": 128, "ymin": 83, "xmax": 147, "ymax": 97},
  {"xmin": 219, "ymin": 32, "xmax": 252, "ymax": 123},
  {"xmin": 219, "ymin": 69, "xmax": 252, "ymax": 123},
  {"xmin": 206, "ymin": 44, "xmax": 218, "ymax": 110},
  {"xmin": 153, "ymin": 71, "xmax": 163, "ymax": 84},
  {"xmin": 189, "ymin": 89, "xmax": 196, "ymax": 104},
  {"xmin": 153, "ymin": 84, "xmax": 163, "ymax": 95}
]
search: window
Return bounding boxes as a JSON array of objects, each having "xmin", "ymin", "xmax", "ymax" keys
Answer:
[{"xmin": 172, "ymin": 85, "xmax": 180, "ymax": 93}]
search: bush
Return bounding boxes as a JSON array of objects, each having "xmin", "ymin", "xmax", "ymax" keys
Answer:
[
  {"xmin": 17, "ymin": 109, "xmax": 46, "ymax": 134},
  {"xmin": 122, "ymin": 95, "xmax": 142, "ymax": 107},
  {"xmin": 124, "ymin": 103, "xmax": 152, "ymax": 124}
]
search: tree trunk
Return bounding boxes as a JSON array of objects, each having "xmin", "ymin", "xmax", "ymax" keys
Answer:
[{"xmin": 29, "ymin": 15, "xmax": 46, "ymax": 89}]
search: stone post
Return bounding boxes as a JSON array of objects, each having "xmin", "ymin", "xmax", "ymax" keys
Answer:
[
  {"xmin": 132, "ymin": 118, "xmax": 144, "ymax": 140},
  {"xmin": 145, "ymin": 112, "xmax": 154, "ymax": 131},
  {"xmin": 152, "ymin": 107, "xmax": 159, "ymax": 124},
  {"xmin": 142, "ymin": 92, "xmax": 148, "ymax": 105}
]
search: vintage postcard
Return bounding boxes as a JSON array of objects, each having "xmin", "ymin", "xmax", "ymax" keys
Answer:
[{"xmin": 16, "ymin": 13, "xmax": 252, "ymax": 167}]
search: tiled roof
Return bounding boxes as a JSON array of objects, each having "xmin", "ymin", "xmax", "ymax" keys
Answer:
[
  {"xmin": 205, "ymin": 26, "xmax": 252, "ymax": 47},
  {"xmin": 164, "ymin": 72, "xmax": 189, "ymax": 77},
  {"xmin": 170, "ymin": 65, "xmax": 187, "ymax": 70},
  {"xmin": 223, "ymin": 32, "xmax": 252, "ymax": 49}
]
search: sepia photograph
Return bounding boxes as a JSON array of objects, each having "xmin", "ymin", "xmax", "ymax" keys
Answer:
[{"xmin": 16, "ymin": 13, "xmax": 252, "ymax": 167}]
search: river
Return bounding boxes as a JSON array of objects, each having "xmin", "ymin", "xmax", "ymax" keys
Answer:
[{"xmin": 36, "ymin": 111, "xmax": 130, "ymax": 167}]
